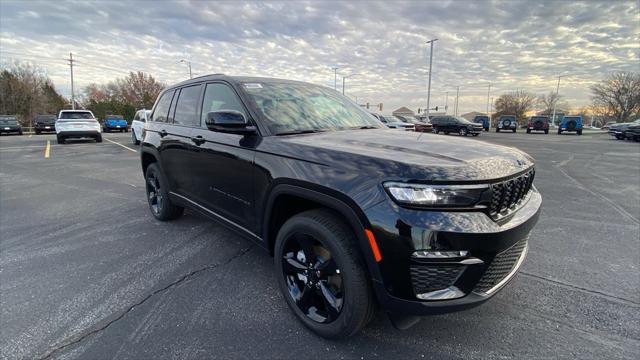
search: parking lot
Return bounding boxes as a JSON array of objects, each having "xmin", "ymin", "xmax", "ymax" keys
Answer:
[{"xmin": 1, "ymin": 130, "xmax": 638, "ymax": 359}]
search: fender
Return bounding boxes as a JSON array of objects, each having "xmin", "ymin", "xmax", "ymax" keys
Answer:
[{"xmin": 263, "ymin": 181, "xmax": 383, "ymax": 283}]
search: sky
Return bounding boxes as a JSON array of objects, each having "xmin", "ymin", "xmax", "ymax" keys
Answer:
[{"xmin": 0, "ymin": 0, "xmax": 638, "ymax": 114}]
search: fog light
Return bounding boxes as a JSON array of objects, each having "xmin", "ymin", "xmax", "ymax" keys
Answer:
[{"xmin": 413, "ymin": 250, "xmax": 469, "ymax": 259}]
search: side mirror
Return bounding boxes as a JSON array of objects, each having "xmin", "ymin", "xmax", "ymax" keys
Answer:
[{"xmin": 205, "ymin": 110, "xmax": 256, "ymax": 134}]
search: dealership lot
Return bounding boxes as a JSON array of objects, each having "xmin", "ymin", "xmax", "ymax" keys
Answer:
[{"xmin": 1, "ymin": 131, "xmax": 638, "ymax": 359}]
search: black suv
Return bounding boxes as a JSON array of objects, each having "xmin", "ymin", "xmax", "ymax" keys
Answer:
[
  {"xmin": 430, "ymin": 115, "xmax": 483, "ymax": 136},
  {"xmin": 33, "ymin": 114, "xmax": 57, "ymax": 134},
  {"xmin": 140, "ymin": 75, "xmax": 541, "ymax": 338},
  {"xmin": 496, "ymin": 115, "xmax": 518, "ymax": 133}
]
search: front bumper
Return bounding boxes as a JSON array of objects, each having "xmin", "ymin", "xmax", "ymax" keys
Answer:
[
  {"xmin": 363, "ymin": 185, "xmax": 541, "ymax": 315},
  {"xmin": 0, "ymin": 127, "xmax": 21, "ymax": 133},
  {"xmin": 104, "ymin": 123, "xmax": 127, "ymax": 129}
]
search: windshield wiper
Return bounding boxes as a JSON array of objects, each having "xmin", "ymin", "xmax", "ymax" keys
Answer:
[{"xmin": 275, "ymin": 129, "xmax": 328, "ymax": 136}]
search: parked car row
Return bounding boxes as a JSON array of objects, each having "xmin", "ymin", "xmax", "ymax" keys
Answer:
[
  {"xmin": 608, "ymin": 119, "xmax": 640, "ymax": 141},
  {"xmin": 0, "ymin": 113, "xmax": 134, "ymax": 140}
]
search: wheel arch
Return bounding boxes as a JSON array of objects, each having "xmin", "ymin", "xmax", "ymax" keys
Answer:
[{"xmin": 263, "ymin": 182, "xmax": 383, "ymax": 283}]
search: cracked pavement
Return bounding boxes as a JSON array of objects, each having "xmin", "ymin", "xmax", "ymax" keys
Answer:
[{"xmin": 1, "ymin": 131, "xmax": 639, "ymax": 359}]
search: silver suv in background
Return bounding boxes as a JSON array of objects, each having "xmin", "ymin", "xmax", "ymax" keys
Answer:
[
  {"xmin": 131, "ymin": 109, "xmax": 151, "ymax": 145},
  {"xmin": 55, "ymin": 110, "xmax": 102, "ymax": 144}
]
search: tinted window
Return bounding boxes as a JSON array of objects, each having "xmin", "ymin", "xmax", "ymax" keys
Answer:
[
  {"xmin": 152, "ymin": 90, "xmax": 175, "ymax": 122},
  {"xmin": 173, "ymin": 85, "xmax": 203, "ymax": 127},
  {"xmin": 59, "ymin": 111, "xmax": 94, "ymax": 119},
  {"xmin": 201, "ymin": 83, "xmax": 247, "ymax": 124}
]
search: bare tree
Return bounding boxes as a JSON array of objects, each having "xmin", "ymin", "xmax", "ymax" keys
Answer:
[
  {"xmin": 493, "ymin": 90, "xmax": 538, "ymax": 124},
  {"xmin": 539, "ymin": 91, "xmax": 569, "ymax": 114},
  {"xmin": 0, "ymin": 62, "xmax": 66, "ymax": 125},
  {"xmin": 590, "ymin": 72, "xmax": 640, "ymax": 122}
]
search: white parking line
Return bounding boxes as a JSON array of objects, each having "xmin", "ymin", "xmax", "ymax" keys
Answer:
[
  {"xmin": 44, "ymin": 140, "xmax": 50, "ymax": 158},
  {"xmin": 104, "ymin": 137, "xmax": 138, "ymax": 153}
]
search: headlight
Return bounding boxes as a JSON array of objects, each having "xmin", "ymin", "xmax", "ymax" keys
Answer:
[{"xmin": 384, "ymin": 182, "xmax": 488, "ymax": 207}]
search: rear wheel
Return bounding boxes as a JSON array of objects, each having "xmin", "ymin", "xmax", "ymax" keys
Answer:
[
  {"xmin": 145, "ymin": 163, "xmax": 184, "ymax": 221},
  {"xmin": 558, "ymin": 129, "xmax": 562, "ymax": 135},
  {"xmin": 275, "ymin": 209, "xmax": 375, "ymax": 339},
  {"xmin": 512, "ymin": 128, "xmax": 516, "ymax": 133},
  {"xmin": 35, "ymin": 130, "xmax": 41, "ymax": 135},
  {"xmin": 577, "ymin": 129, "xmax": 583, "ymax": 135},
  {"xmin": 496, "ymin": 128, "xmax": 500, "ymax": 133},
  {"xmin": 56, "ymin": 135, "xmax": 65, "ymax": 144},
  {"xmin": 95, "ymin": 134, "xmax": 102, "ymax": 143},
  {"xmin": 544, "ymin": 129, "xmax": 549, "ymax": 134},
  {"xmin": 526, "ymin": 129, "xmax": 531, "ymax": 134}
]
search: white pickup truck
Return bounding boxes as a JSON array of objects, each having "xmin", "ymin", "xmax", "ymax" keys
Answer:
[
  {"xmin": 55, "ymin": 110, "xmax": 102, "ymax": 144},
  {"xmin": 131, "ymin": 109, "xmax": 151, "ymax": 145}
]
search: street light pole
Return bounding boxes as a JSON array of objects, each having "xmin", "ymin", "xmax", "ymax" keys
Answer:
[
  {"xmin": 425, "ymin": 38, "xmax": 438, "ymax": 121},
  {"xmin": 333, "ymin": 67, "xmax": 338, "ymax": 91},
  {"xmin": 444, "ymin": 91, "xmax": 448, "ymax": 114},
  {"xmin": 486, "ymin": 83, "xmax": 491, "ymax": 116},
  {"xmin": 551, "ymin": 75, "xmax": 563, "ymax": 126},
  {"xmin": 342, "ymin": 73, "xmax": 359, "ymax": 95},
  {"xmin": 180, "ymin": 59, "xmax": 192, "ymax": 79},
  {"xmin": 454, "ymin": 86, "xmax": 460, "ymax": 116}
]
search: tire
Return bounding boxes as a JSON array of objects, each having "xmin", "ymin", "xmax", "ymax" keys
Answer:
[
  {"xmin": 459, "ymin": 128, "xmax": 467, "ymax": 136},
  {"xmin": 558, "ymin": 129, "xmax": 562, "ymax": 135},
  {"xmin": 132, "ymin": 130, "xmax": 140, "ymax": 145},
  {"xmin": 512, "ymin": 128, "xmax": 516, "ymax": 133},
  {"xmin": 616, "ymin": 134, "xmax": 624, "ymax": 140},
  {"xmin": 496, "ymin": 128, "xmax": 500, "ymax": 133},
  {"xmin": 103, "ymin": 128, "xmax": 109, "ymax": 133},
  {"xmin": 144, "ymin": 163, "xmax": 184, "ymax": 221},
  {"xmin": 56, "ymin": 135, "xmax": 65, "ymax": 144},
  {"xmin": 18, "ymin": 130, "xmax": 23, "ymax": 135},
  {"xmin": 125, "ymin": 128, "xmax": 129, "ymax": 133},
  {"xmin": 35, "ymin": 130, "xmax": 41, "ymax": 135},
  {"xmin": 577, "ymin": 129, "xmax": 582, "ymax": 135},
  {"xmin": 434, "ymin": 128, "xmax": 440, "ymax": 134},
  {"xmin": 472, "ymin": 133, "xmax": 479, "ymax": 137},
  {"xmin": 544, "ymin": 129, "xmax": 549, "ymax": 134},
  {"xmin": 95, "ymin": 134, "xmax": 102, "ymax": 143},
  {"xmin": 444, "ymin": 131, "xmax": 449, "ymax": 135},
  {"xmin": 274, "ymin": 209, "xmax": 375, "ymax": 339},
  {"xmin": 526, "ymin": 129, "xmax": 531, "ymax": 134}
]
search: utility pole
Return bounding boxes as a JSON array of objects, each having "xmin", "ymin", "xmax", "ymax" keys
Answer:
[
  {"xmin": 444, "ymin": 91, "xmax": 449, "ymax": 114},
  {"xmin": 486, "ymin": 84, "xmax": 491, "ymax": 116},
  {"xmin": 551, "ymin": 75, "xmax": 563, "ymax": 126},
  {"xmin": 454, "ymin": 86, "xmax": 460, "ymax": 116},
  {"xmin": 333, "ymin": 67, "xmax": 338, "ymax": 91},
  {"xmin": 68, "ymin": 52, "xmax": 75, "ymax": 110},
  {"xmin": 425, "ymin": 38, "xmax": 438, "ymax": 121}
]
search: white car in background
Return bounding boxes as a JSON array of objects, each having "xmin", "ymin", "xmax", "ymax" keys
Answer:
[
  {"xmin": 131, "ymin": 109, "xmax": 151, "ymax": 145},
  {"xmin": 55, "ymin": 110, "xmax": 102, "ymax": 144}
]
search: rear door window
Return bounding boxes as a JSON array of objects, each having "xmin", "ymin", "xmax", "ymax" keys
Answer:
[
  {"xmin": 152, "ymin": 90, "xmax": 175, "ymax": 122},
  {"xmin": 173, "ymin": 85, "xmax": 203, "ymax": 127}
]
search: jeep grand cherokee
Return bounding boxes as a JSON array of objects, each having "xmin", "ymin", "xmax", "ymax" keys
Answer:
[{"xmin": 140, "ymin": 75, "xmax": 541, "ymax": 338}]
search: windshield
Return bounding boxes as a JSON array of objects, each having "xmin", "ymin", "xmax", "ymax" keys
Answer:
[
  {"xmin": 0, "ymin": 118, "xmax": 18, "ymax": 125},
  {"xmin": 455, "ymin": 116, "xmax": 473, "ymax": 124},
  {"xmin": 242, "ymin": 81, "xmax": 382, "ymax": 134},
  {"xmin": 59, "ymin": 111, "xmax": 94, "ymax": 119},
  {"xmin": 380, "ymin": 115, "xmax": 401, "ymax": 123}
]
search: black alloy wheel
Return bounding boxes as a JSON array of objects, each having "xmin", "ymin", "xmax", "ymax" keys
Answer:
[
  {"xmin": 459, "ymin": 128, "xmax": 468, "ymax": 136},
  {"xmin": 275, "ymin": 209, "xmax": 375, "ymax": 338},
  {"xmin": 144, "ymin": 163, "xmax": 184, "ymax": 221},
  {"xmin": 281, "ymin": 233, "xmax": 343, "ymax": 324}
]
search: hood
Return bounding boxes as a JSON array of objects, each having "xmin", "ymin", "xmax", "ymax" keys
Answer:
[{"xmin": 266, "ymin": 129, "xmax": 534, "ymax": 182}]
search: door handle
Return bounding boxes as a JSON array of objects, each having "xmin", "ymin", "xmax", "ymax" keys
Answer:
[
  {"xmin": 191, "ymin": 135, "xmax": 205, "ymax": 146},
  {"xmin": 159, "ymin": 129, "xmax": 168, "ymax": 137}
]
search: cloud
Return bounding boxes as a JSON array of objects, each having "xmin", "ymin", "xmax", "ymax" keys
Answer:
[{"xmin": 0, "ymin": 0, "xmax": 638, "ymax": 113}]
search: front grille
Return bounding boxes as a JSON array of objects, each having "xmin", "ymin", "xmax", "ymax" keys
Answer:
[
  {"xmin": 489, "ymin": 169, "xmax": 535, "ymax": 220},
  {"xmin": 410, "ymin": 265, "xmax": 463, "ymax": 294},
  {"xmin": 474, "ymin": 238, "xmax": 527, "ymax": 293}
]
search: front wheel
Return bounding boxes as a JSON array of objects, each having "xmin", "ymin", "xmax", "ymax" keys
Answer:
[
  {"xmin": 496, "ymin": 128, "xmax": 500, "ymax": 133},
  {"xmin": 145, "ymin": 163, "xmax": 184, "ymax": 221},
  {"xmin": 275, "ymin": 209, "xmax": 375, "ymax": 339},
  {"xmin": 558, "ymin": 129, "xmax": 562, "ymax": 134},
  {"xmin": 512, "ymin": 128, "xmax": 516, "ymax": 133},
  {"xmin": 132, "ymin": 130, "xmax": 140, "ymax": 145},
  {"xmin": 544, "ymin": 129, "xmax": 549, "ymax": 134},
  {"xmin": 459, "ymin": 128, "xmax": 468, "ymax": 136},
  {"xmin": 577, "ymin": 129, "xmax": 583, "ymax": 135},
  {"xmin": 95, "ymin": 134, "xmax": 102, "ymax": 143}
]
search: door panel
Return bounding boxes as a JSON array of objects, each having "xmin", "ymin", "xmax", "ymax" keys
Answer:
[{"xmin": 190, "ymin": 82, "xmax": 257, "ymax": 232}]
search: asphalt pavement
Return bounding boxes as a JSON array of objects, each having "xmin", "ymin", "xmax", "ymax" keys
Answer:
[{"xmin": 1, "ymin": 130, "xmax": 638, "ymax": 359}]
